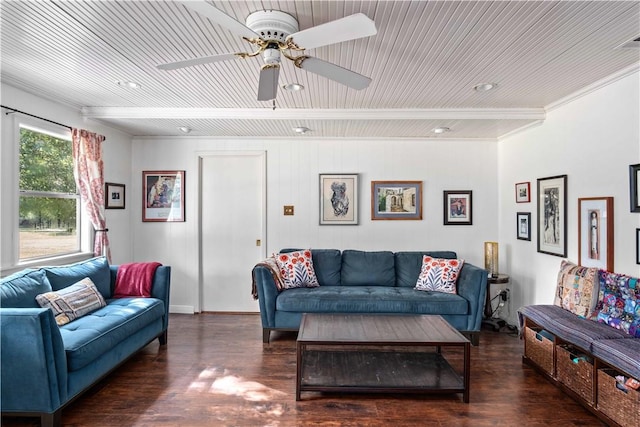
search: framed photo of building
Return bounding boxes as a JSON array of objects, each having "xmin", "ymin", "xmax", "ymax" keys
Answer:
[
  {"xmin": 578, "ymin": 197, "xmax": 613, "ymax": 271},
  {"xmin": 515, "ymin": 182, "xmax": 530, "ymax": 203},
  {"xmin": 319, "ymin": 173, "xmax": 359, "ymax": 225},
  {"xmin": 142, "ymin": 170, "xmax": 185, "ymax": 222},
  {"xmin": 443, "ymin": 190, "xmax": 472, "ymax": 225},
  {"xmin": 371, "ymin": 181, "xmax": 422, "ymax": 220},
  {"xmin": 536, "ymin": 175, "xmax": 567, "ymax": 257},
  {"xmin": 517, "ymin": 212, "xmax": 531, "ymax": 241},
  {"xmin": 105, "ymin": 182, "xmax": 125, "ymax": 209}
]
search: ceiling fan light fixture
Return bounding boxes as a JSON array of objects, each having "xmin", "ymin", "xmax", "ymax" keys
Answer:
[
  {"xmin": 433, "ymin": 126, "xmax": 451, "ymax": 134},
  {"xmin": 178, "ymin": 126, "xmax": 192, "ymax": 134},
  {"xmin": 473, "ymin": 82, "xmax": 498, "ymax": 92},
  {"xmin": 116, "ymin": 80, "xmax": 141, "ymax": 89},
  {"xmin": 283, "ymin": 83, "xmax": 304, "ymax": 91},
  {"xmin": 293, "ymin": 126, "xmax": 311, "ymax": 135}
]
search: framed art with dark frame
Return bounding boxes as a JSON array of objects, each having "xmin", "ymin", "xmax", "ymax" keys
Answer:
[
  {"xmin": 636, "ymin": 229, "xmax": 640, "ymax": 265},
  {"xmin": 105, "ymin": 182, "xmax": 125, "ymax": 209},
  {"xmin": 142, "ymin": 170, "xmax": 185, "ymax": 222},
  {"xmin": 517, "ymin": 212, "xmax": 531, "ymax": 241},
  {"xmin": 443, "ymin": 190, "xmax": 472, "ymax": 225},
  {"xmin": 537, "ymin": 174, "xmax": 567, "ymax": 257},
  {"xmin": 319, "ymin": 173, "xmax": 359, "ymax": 225},
  {"xmin": 371, "ymin": 181, "xmax": 422, "ymax": 220},
  {"xmin": 630, "ymin": 163, "xmax": 640, "ymax": 212},
  {"xmin": 578, "ymin": 197, "xmax": 614, "ymax": 271},
  {"xmin": 515, "ymin": 182, "xmax": 530, "ymax": 203}
]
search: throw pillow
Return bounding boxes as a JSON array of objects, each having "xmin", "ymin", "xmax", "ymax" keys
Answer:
[
  {"xmin": 36, "ymin": 277, "xmax": 106, "ymax": 326},
  {"xmin": 275, "ymin": 250, "xmax": 319, "ymax": 289},
  {"xmin": 591, "ymin": 270, "xmax": 640, "ymax": 337},
  {"xmin": 414, "ymin": 256, "xmax": 464, "ymax": 294},
  {"xmin": 555, "ymin": 260, "xmax": 599, "ymax": 317}
]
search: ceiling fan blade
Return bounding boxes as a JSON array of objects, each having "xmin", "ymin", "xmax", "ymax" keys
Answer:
[
  {"xmin": 178, "ymin": 1, "xmax": 259, "ymax": 40},
  {"xmin": 257, "ymin": 65, "xmax": 280, "ymax": 101},
  {"xmin": 157, "ymin": 53, "xmax": 240, "ymax": 70},
  {"xmin": 287, "ymin": 13, "xmax": 376, "ymax": 50},
  {"xmin": 298, "ymin": 57, "xmax": 371, "ymax": 90}
]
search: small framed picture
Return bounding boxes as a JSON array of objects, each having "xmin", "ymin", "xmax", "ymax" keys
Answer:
[
  {"xmin": 636, "ymin": 229, "xmax": 640, "ymax": 265},
  {"xmin": 142, "ymin": 170, "xmax": 185, "ymax": 222},
  {"xmin": 515, "ymin": 182, "xmax": 530, "ymax": 203},
  {"xmin": 443, "ymin": 190, "xmax": 472, "ymax": 225},
  {"xmin": 105, "ymin": 182, "xmax": 125, "ymax": 209},
  {"xmin": 517, "ymin": 212, "xmax": 531, "ymax": 241},
  {"xmin": 319, "ymin": 173, "xmax": 359, "ymax": 225},
  {"xmin": 371, "ymin": 181, "xmax": 422, "ymax": 220},
  {"xmin": 578, "ymin": 197, "xmax": 614, "ymax": 271},
  {"xmin": 630, "ymin": 164, "xmax": 640, "ymax": 212},
  {"xmin": 537, "ymin": 175, "xmax": 567, "ymax": 257}
]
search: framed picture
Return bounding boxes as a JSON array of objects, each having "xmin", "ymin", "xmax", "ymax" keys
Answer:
[
  {"xmin": 578, "ymin": 197, "xmax": 614, "ymax": 271},
  {"xmin": 319, "ymin": 173, "xmax": 359, "ymax": 225},
  {"xmin": 517, "ymin": 212, "xmax": 531, "ymax": 241},
  {"xmin": 105, "ymin": 182, "xmax": 125, "ymax": 209},
  {"xmin": 630, "ymin": 164, "xmax": 640, "ymax": 212},
  {"xmin": 142, "ymin": 170, "xmax": 185, "ymax": 222},
  {"xmin": 515, "ymin": 182, "xmax": 531, "ymax": 203},
  {"xmin": 537, "ymin": 175, "xmax": 567, "ymax": 257},
  {"xmin": 371, "ymin": 181, "xmax": 422, "ymax": 220},
  {"xmin": 443, "ymin": 190, "xmax": 472, "ymax": 225},
  {"xmin": 636, "ymin": 229, "xmax": 640, "ymax": 265}
]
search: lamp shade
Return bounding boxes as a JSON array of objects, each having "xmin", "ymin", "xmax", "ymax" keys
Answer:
[{"xmin": 484, "ymin": 242, "xmax": 499, "ymax": 277}]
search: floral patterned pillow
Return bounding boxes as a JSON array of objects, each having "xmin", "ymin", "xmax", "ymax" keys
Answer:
[
  {"xmin": 591, "ymin": 270, "xmax": 640, "ymax": 337},
  {"xmin": 414, "ymin": 256, "xmax": 464, "ymax": 294},
  {"xmin": 275, "ymin": 250, "xmax": 319, "ymax": 289}
]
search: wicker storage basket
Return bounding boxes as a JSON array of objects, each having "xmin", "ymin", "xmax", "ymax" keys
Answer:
[
  {"xmin": 597, "ymin": 369, "xmax": 640, "ymax": 427},
  {"xmin": 556, "ymin": 344, "xmax": 594, "ymax": 404},
  {"xmin": 524, "ymin": 326, "xmax": 554, "ymax": 376}
]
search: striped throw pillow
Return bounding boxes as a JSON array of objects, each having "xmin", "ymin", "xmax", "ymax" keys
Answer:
[{"xmin": 36, "ymin": 277, "xmax": 106, "ymax": 326}]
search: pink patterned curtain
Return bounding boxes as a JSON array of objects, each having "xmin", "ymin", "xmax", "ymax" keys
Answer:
[{"xmin": 72, "ymin": 128, "xmax": 111, "ymax": 262}]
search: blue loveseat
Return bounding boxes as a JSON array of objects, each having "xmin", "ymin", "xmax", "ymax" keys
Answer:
[
  {"xmin": 0, "ymin": 257, "xmax": 171, "ymax": 427},
  {"xmin": 253, "ymin": 249, "xmax": 487, "ymax": 345}
]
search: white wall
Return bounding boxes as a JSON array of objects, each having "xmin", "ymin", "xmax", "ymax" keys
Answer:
[
  {"xmin": 498, "ymin": 70, "xmax": 640, "ymax": 324},
  {"xmin": 131, "ymin": 137, "xmax": 499, "ymax": 313},
  {"xmin": 0, "ymin": 84, "xmax": 134, "ymax": 269}
]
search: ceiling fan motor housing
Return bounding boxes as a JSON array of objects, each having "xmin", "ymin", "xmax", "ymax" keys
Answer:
[{"xmin": 245, "ymin": 10, "xmax": 299, "ymax": 43}]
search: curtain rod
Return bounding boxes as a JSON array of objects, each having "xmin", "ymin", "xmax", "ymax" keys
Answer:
[{"xmin": 1, "ymin": 105, "xmax": 72, "ymax": 130}]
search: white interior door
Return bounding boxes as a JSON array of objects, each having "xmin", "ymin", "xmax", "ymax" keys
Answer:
[{"xmin": 200, "ymin": 152, "xmax": 265, "ymax": 312}]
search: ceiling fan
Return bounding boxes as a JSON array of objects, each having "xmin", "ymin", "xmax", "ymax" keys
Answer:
[{"xmin": 157, "ymin": 1, "xmax": 377, "ymax": 101}]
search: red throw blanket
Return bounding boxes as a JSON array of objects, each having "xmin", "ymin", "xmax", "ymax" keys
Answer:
[{"xmin": 114, "ymin": 262, "xmax": 162, "ymax": 298}]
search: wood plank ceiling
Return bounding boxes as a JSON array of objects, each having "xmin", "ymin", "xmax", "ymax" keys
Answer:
[{"xmin": 1, "ymin": 1, "xmax": 638, "ymax": 139}]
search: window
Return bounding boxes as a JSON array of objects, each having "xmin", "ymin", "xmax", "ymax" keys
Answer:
[{"xmin": 19, "ymin": 124, "xmax": 81, "ymax": 260}]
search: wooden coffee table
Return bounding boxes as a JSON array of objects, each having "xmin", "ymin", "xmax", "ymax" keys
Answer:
[{"xmin": 296, "ymin": 313, "xmax": 470, "ymax": 402}]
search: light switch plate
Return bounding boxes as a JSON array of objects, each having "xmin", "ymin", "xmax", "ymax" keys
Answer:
[{"xmin": 284, "ymin": 205, "xmax": 294, "ymax": 215}]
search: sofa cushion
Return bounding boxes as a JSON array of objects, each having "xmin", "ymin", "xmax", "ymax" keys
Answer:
[
  {"xmin": 36, "ymin": 277, "xmax": 106, "ymax": 326},
  {"xmin": 44, "ymin": 257, "xmax": 112, "ymax": 299},
  {"xmin": 554, "ymin": 260, "xmax": 599, "ymax": 317},
  {"xmin": 394, "ymin": 251, "xmax": 457, "ymax": 287},
  {"xmin": 519, "ymin": 305, "xmax": 631, "ymax": 352},
  {"xmin": 591, "ymin": 338, "xmax": 640, "ymax": 380},
  {"xmin": 0, "ymin": 269, "xmax": 52, "ymax": 308},
  {"xmin": 415, "ymin": 256, "xmax": 464, "ymax": 294},
  {"xmin": 341, "ymin": 250, "xmax": 395, "ymax": 287},
  {"xmin": 276, "ymin": 286, "xmax": 468, "ymax": 314},
  {"xmin": 591, "ymin": 270, "xmax": 640, "ymax": 337},
  {"xmin": 275, "ymin": 250, "xmax": 319, "ymax": 289},
  {"xmin": 59, "ymin": 298, "xmax": 165, "ymax": 371}
]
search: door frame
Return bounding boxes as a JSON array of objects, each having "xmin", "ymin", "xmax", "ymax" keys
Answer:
[{"xmin": 196, "ymin": 150, "xmax": 267, "ymax": 313}]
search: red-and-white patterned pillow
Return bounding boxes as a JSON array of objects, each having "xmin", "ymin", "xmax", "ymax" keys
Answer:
[
  {"xmin": 414, "ymin": 256, "xmax": 464, "ymax": 294},
  {"xmin": 275, "ymin": 250, "xmax": 319, "ymax": 289}
]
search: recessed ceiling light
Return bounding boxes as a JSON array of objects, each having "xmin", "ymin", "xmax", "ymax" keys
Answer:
[
  {"xmin": 283, "ymin": 83, "xmax": 304, "ymax": 91},
  {"xmin": 178, "ymin": 126, "xmax": 192, "ymax": 134},
  {"xmin": 433, "ymin": 127, "xmax": 451, "ymax": 134},
  {"xmin": 116, "ymin": 80, "xmax": 141, "ymax": 89},
  {"xmin": 473, "ymin": 82, "xmax": 498, "ymax": 92},
  {"xmin": 293, "ymin": 126, "xmax": 311, "ymax": 134}
]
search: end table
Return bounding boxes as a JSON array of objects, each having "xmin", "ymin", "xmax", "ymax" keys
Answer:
[{"xmin": 482, "ymin": 274, "xmax": 509, "ymax": 331}]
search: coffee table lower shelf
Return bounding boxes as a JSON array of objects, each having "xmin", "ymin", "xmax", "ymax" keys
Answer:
[{"xmin": 297, "ymin": 350, "xmax": 465, "ymax": 400}]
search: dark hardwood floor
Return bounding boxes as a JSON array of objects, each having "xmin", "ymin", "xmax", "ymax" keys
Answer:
[{"xmin": 3, "ymin": 314, "xmax": 604, "ymax": 426}]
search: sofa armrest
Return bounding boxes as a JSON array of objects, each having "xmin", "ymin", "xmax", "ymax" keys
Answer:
[
  {"xmin": 456, "ymin": 263, "xmax": 488, "ymax": 331},
  {"xmin": 0, "ymin": 308, "xmax": 68, "ymax": 413},
  {"xmin": 252, "ymin": 265, "xmax": 279, "ymax": 328}
]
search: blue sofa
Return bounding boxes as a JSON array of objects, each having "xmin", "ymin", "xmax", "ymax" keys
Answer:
[
  {"xmin": 253, "ymin": 249, "xmax": 487, "ymax": 345},
  {"xmin": 0, "ymin": 257, "xmax": 171, "ymax": 427}
]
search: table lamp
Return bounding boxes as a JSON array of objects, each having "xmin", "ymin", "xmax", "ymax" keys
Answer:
[{"xmin": 484, "ymin": 241, "xmax": 499, "ymax": 278}]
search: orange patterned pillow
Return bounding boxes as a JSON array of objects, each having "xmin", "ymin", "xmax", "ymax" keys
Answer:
[
  {"xmin": 275, "ymin": 250, "xmax": 319, "ymax": 289},
  {"xmin": 414, "ymin": 256, "xmax": 464, "ymax": 294}
]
